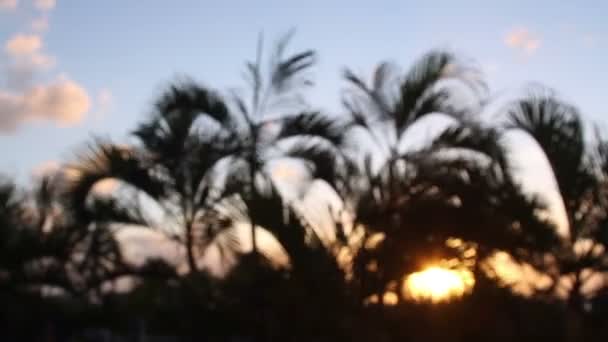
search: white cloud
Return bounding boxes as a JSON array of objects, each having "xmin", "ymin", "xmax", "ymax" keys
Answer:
[
  {"xmin": 31, "ymin": 16, "xmax": 49, "ymax": 32},
  {"xmin": 0, "ymin": 77, "xmax": 91, "ymax": 132},
  {"xmin": 0, "ymin": 0, "xmax": 17, "ymax": 10},
  {"xmin": 33, "ymin": 0, "xmax": 54, "ymax": 11},
  {"xmin": 505, "ymin": 28, "xmax": 541, "ymax": 55},
  {"xmin": 5, "ymin": 34, "xmax": 42, "ymax": 56}
]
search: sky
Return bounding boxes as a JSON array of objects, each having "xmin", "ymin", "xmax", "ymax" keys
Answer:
[{"xmin": 0, "ymin": 0, "xmax": 607, "ymax": 194}]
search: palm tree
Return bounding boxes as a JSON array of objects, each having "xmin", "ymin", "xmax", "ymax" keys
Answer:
[
  {"xmin": 143, "ymin": 32, "xmax": 348, "ymax": 256},
  {"xmin": 504, "ymin": 90, "xmax": 608, "ymax": 313},
  {"xmin": 341, "ymin": 51, "xmax": 485, "ymax": 181},
  {"xmin": 64, "ymin": 32, "xmax": 348, "ymax": 272},
  {"xmin": 64, "ymin": 118, "xmax": 236, "ymax": 275},
  {"xmin": 338, "ymin": 54, "xmax": 560, "ymax": 304},
  {"xmin": 336, "ymin": 52, "xmax": 484, "ymax": 303},
  {"xmin": 217, "ymin": 31, "xmax": 351, "ymax": 256}
]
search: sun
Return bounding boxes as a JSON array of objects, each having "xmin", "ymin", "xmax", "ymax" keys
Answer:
[{"xmin": 404, "ymin": 266, "xmax": 474, "ymax": 303}]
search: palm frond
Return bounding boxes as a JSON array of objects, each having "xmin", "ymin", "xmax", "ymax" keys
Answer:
[
  {"xmin": 134, "ymin": 81, "xmax": 235, "ymax": 160},
  {"xmin": 241, "ymin": 31, "xmax": 316, "ymax": 118},
  {"xmin": 276, "ymin": 111, "xmax": 348, "ymax": 147},
  {"xmin": 394, "ymin": 50, "xmax": 483, "ymax": 136},
  {"xmin": 431, "ymin": 123, "xmax": 510, "ymax": 173},
  {"xmin": 505, "ymin": 89, "xmax": 595, "ymax": 211},
  {"xmin": 64, "ymin": 139, "xmax": 164, "ymax": 221},
  {"xmin": 282, "ymin": 141, "xmax": 349, "ymax": 189},
  {"xmin": 342, "ymin": 63, "xmax": 396, "ymax": 120},
  {"xmin": 268, "ymin": 30, "xmax": 316, "ymax": 94}
]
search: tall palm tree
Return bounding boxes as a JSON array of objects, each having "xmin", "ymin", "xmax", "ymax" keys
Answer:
[
  {"xmin": 219, "ymin": 31, "xmax": 350, "ymax": 256},
  {"xmin": 504, "ymin": 90, "xmax": 608, "ymax": 312},
  {"xmin": 140, "ymin": 32, "xmax": 348, "ymax": 256},
  {"xmin": 337, "ymin": 51, "xmax": 485, "ymax": 303}
]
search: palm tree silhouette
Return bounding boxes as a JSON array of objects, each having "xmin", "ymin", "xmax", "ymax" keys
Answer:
[
  {"xmin": 341, "ymin": 51, "xmax": 485, "ymax": 175},
  {"xmin": 64, "ymin": 32, "xmax": 347, "ymax": 272},
  {"xmin": 337, "ymin": 55, "xmax": 561, "ymax": 304},
  {"xmin": 0, "ymin": 175, "xmax": 126, "ymax": 298},
  {"xmin": 504, "ymin": 89, "xmax": 608, "ymax": 313},
  {"xmin": 64, "ymin": 116, "xmax": 237, "ymax": 274},
  {"xmin": 206, "ymin": 31, "xmax": 349, "ymax": 255}
]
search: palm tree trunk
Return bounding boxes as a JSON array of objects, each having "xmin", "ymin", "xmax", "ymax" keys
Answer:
[
  {"xmin": 185, "ymin": 221, "xmax": 197, "ymax": 274},
  {"xmin": 247, "ymin": 133, "xmax": 259, "ymax": 256},
  {"xmin": 566, "ymin": 272, "xmax": 584, "ymax": 342},
  {"xmin": 249, "ymin": 164, "xmax": 258, "ymax": 256}
]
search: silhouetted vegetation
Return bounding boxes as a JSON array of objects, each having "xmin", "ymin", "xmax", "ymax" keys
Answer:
[{"xmin": 2, "ymin": 33, "xmax": 608, "ymax": 341}]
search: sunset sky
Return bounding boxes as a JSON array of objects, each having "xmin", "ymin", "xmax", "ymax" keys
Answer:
[{"xmin": 0, "ymin": 0, "xmax": 606, "ymax": 198}]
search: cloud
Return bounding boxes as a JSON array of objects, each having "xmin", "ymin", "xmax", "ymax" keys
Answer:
[
  {"xmin": 505, "ymin": 28, "xmax": 541, "ymax": 55},
  {"xmin": 33, "ymin": 0, "xmax": 54, "ymax": 11},
  {"xmin": 5, "ymin": 34, "xmax": 42, "ymax": 56},
  {"xmin": 1, "ymin": 15, "xmax": 93, "ymax": 133},
  {"xmin": 31, "ymin": 16, "xmax": 49, "ymax": 32},
  {"xmin": 0, "ymin": 77, "xmax": 91, "ymax": 132},
  {"xmin": 4, "ymin": 54, "xmax": 56, "ymax": 90},
  {"xmin": 3, "ymin": 33, "xmax": 55, "ymax": 91},
  {"xmin": 0, "ymin": 0, "xmax": 17, "ymax": 10}
]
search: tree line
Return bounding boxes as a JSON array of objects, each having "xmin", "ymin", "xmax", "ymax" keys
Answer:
[{"xmin": 1, "ymin": 34, "xmax": 608, "ymax": 341}]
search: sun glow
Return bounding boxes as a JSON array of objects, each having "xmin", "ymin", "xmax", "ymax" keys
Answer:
[{"xmin": 404, "ymin": 266, "xmax": 474, "ymax": 303}]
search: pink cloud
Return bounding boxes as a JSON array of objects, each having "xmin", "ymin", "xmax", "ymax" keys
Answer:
[
  {"xmin": 34, "ymin": 0, "xmax": 54, "ymax": 11},
  {"xmin": 0, "ymin": 77, "xmax": 91, "ymax": 132},
  {"xmin": 3, "ymin": 33, "xmax": 55, "ymax": 90},
  {"xmin": 505, "ymin": 28, "xmax": 541, "ymax": 55},
  {"xmin": 5, "ymin": 34, "xmax": 42, "ymax": 56},
  {"xmin": 0, "ymin": 0, "xmax": 17, "ymax": 10}
]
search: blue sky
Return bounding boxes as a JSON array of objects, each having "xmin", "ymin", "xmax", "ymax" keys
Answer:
[{"xmin": 0, "ymin": 0, "xmax": 606, "ymax": 185}]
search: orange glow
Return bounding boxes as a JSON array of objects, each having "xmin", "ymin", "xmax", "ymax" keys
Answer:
[{"xmin": 404, "ymin": 266, "xmax": 474, "ymax": 303}]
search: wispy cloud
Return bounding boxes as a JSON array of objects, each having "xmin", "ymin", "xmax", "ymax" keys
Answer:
[
  {"xmin": 5, "ymin": 33, "xmax": 42, "ymax": 56},
  {"xmin": 31, "ymin": 16, "xmax": 49, "ymax": 32},
  {"xmin": 505, "ymin": 27, "xmax": 541, "ymax": 55},
  {"xmin": 33, "ymin": 0, "xmax": 54, "ymax": 11},
  {"xmin": 0, "ymin": 0, "xmax": 17, "ymax": 10}
]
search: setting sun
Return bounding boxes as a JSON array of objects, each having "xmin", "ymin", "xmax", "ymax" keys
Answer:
[{"xmin": 404, "ymin": 266, "xmax": 474, "ymax": 303}]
